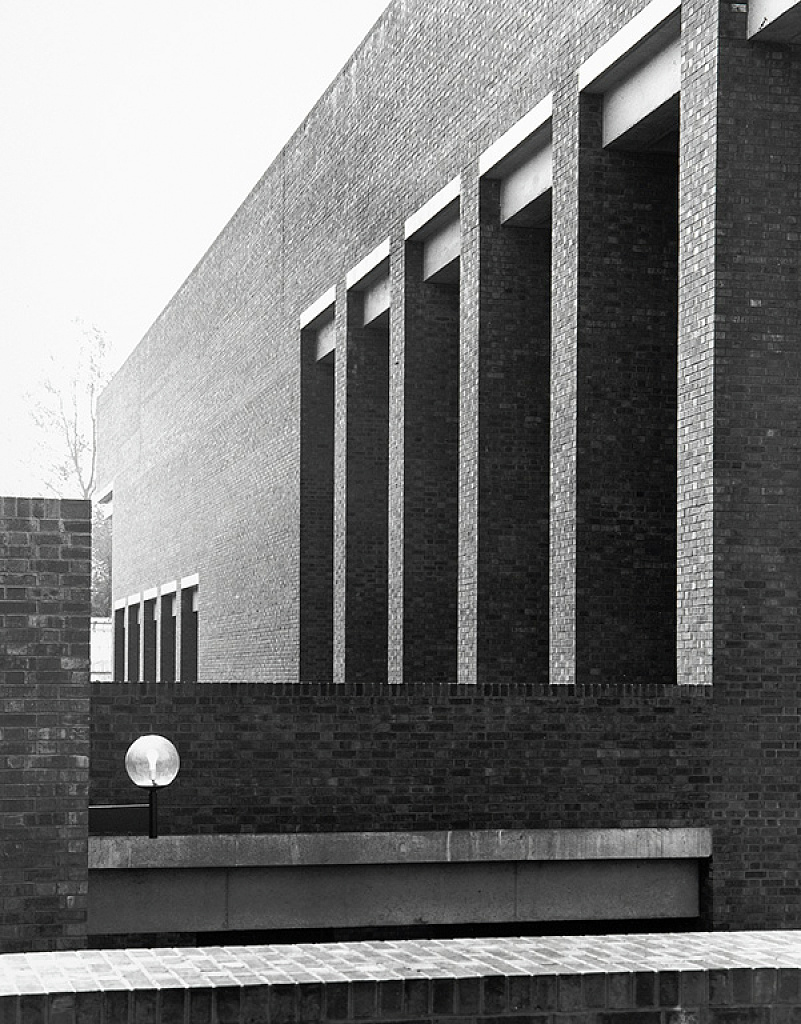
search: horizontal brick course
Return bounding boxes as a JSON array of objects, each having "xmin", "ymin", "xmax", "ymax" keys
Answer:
[{"xmin": 2, "ymin": 932, "xmax": 801, "ymax": 1021}]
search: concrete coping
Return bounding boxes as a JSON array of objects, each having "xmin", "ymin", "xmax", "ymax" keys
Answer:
[{"xmin": 89, "ymin": 826, "xmax": 711, "ymax": 870}]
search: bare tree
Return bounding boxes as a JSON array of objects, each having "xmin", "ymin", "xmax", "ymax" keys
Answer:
[
  {"xmin": 28, "ymin": 321, "xmax": 113, "ymax": 500},
  {"xmin": 28, "ymin": 321, "xmax": 115, "ymax": 615}
]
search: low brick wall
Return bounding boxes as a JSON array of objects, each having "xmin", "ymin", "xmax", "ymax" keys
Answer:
[
  {"xmin": 89, "ymin": 682, "xmax": 711, "ymax": 835},
  {"xmin": 0, "ymin": 496, "xmax": 91, "ymax": 952},
  {"xmin": 1, "ymin": 932, "xmax": 801, "ymax": 1023}
]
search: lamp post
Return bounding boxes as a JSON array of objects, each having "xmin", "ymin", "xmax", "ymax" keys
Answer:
[{"xmin": 124, "ymin": 734, "xmax": 180, "ymax": 838}]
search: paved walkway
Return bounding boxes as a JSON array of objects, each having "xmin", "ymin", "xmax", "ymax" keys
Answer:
[{"xmin": 2, "ymin": 932, "xmax": 801, "ymax": 994}]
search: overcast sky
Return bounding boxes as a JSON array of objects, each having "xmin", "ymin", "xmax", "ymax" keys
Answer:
[{"xmin": 0, "ymin": 0, "xmax": 390, "ymax": 495}]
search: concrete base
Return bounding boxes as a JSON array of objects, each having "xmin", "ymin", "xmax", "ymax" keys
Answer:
[{"xmin": 88, "ymin": 828, "xmax": 709, "ymax": 937}]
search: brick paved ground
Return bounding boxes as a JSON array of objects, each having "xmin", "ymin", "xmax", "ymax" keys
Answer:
[{"xmin": 2, "ymin": 932, "xmax": 801, "ymax": 995}]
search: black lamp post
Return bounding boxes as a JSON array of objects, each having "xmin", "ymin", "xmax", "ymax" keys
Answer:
[{"xmin": 124, "ymin": 734, "xmax": 180, "ymax": 838}]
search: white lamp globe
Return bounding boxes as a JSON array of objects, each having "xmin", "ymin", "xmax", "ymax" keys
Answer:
[{"xmin": 125, "ymin": 734, "xmax": 180, "ymax": 789}]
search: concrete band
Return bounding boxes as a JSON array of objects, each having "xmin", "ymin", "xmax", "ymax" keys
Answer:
[{"xmin": 90, "ymin": 826, "xmax": 711, "ymax": 870}]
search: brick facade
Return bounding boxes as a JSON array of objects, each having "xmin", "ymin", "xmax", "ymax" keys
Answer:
[
  {"xmin": 0, "ymin": 496, "xmax": 90, "ymax": 952},
  {"xmin": 99, "ymin": 0, "xmax": 701, "ymax": 686},
  {"xmin": 95, "ymin": 0, "xmax": 801, "ymax": 935}
]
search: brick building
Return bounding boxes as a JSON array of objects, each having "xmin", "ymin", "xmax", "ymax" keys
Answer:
[{"xmin": 91, "ymin": 0, "xmax": 801, "ymax": 938}]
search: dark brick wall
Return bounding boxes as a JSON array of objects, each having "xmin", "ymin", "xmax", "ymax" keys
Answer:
[
  {"xmin": 400, "ymin": 243, "xmax": 461, "ymax": 682},
  {"xmin": 337, "ymin": 292, "xmax": 390, "ymax": 683},
  {"xmin": 0, "ymin": 496, "xmax": 90, "ymax": 952},
  {"xmin": 575, "ymin": 97, "xmax": 679, "ymax": 685},
  {"xmin": 300, "ymin": 333, "xmax": 335, "ymax": 683},
  {"xmin": 706, "ymin": 10, "xmax": 801, "ymax": 932},
  {"xmin": 459, "ymin": 175, "xmax": 551, "ymax": 685},
  {"xmin": 90, "ymin": 680, "xmax": 710, "ymax": 836}
]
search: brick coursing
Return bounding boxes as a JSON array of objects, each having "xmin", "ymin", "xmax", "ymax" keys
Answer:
[
  {"xmin": 93, "ymin": 0, "xmax": 801, "ymax": 935},
  {"xmin": 90, "ymin": 680, "xmax": 710, "ymax": 837},
  {"xmin": 0, "ymin": 496, "xmax": 90, "ymax": 952},
  {"xmin": 96, "ymin": 0, "xmax": 669, "ymax": 686}
]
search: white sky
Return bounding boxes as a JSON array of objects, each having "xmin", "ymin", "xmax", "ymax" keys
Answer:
[{"xmin": 0, "ymin": 0, "xmax": 390, "ymax": 496}]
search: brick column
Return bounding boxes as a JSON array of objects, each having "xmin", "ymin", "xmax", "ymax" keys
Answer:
[
  {"xmin": 689, "ymin": 3, "xmax": 801, "ymax": 929},
  {"xmin": 459, "ymin": 171, "xmax": 550, "ymax": 684},
  {"xmin": 0, "ymin": 496, "xmax": 90, "ymax": 951},
  {"xmin": 550, "ymin": 80, "xmax": 580, "ymax": 685},
  {"xmin": 387, "ymin": 231, "xmax": 406, "ymax": 685}
]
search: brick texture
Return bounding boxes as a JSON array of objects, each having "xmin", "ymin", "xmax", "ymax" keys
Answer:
[
  {"xmin": 90, "ymin": 680, "xmax": 710, "ymax": 837},
  {"xmin": 4, "ymin": 932, "xmax": 801, "ymax": 1022},
  {"xmin": 96, "ymin": 0, "xmax": 667, "ymax": 685},
  {"xmin": 0, "ymin": 496, "xmax": 90, "ymax": 952}
]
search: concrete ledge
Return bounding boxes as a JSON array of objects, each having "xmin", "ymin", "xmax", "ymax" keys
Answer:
[{"xmin": 89, "ymin": 826, "xmax": 710, "ymax": 869}]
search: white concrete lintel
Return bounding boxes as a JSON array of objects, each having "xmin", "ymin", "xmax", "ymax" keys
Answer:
[
  {"xmin": 405, "ymin": 176, "xmax": 460, "ymax": 240},
  {"xmin": 180, "ymin": 573, "xmax": 200, "ymax": 590},
  {"xmin": 346, "ymin": 238, "xmax": 390, "ymax": 289},
  {"xmin": 160, "ymin": 580, "xmax": 178, "ymax": 596},
  {"xmin": 89, "ymin": 826, "xmax": 712, "ymax": 870},
  {"xmin": 579, "ymin": 0, "xmax": 681, "ymax": 93},
  {"xmin": 422, "ymin": 217, "xmax": 461, "ymax": 281},
  {"xmin": 363, "ymin": 275, "xmax": 391, "ymax": 325},
  {"xmin": 299, "ymin": 286, "xmax": 336, "ymax": 330},
  {"xmin": 749, "ymin": 0, "xmax": 801, "ymax": 41},
  {"xmin": 500, "ymin": 143, "xmax": 553, "ymax": 223},
  {"xmin": 479, "ymin": 94, "xmax": 553, "ymax": 177},
  {"xmin": 602, "ymin": 33, "xmax": 680, "ymax": 146},
  {"xmin": 315, "ymin": 319, "xmax": 336, "ymax": 361},
  {"xmin": 113, "ymin": 598, "xmax": 126, "ymax": 611},
  {"xmin": 127, "ymin": 593, "xmax": 141, "ymax": 606},
  {"xmin": 93, "ymin": 480, "xmax": 114, "ymax": 504},
  {"xmin": 142, "ymin": 587, "xmax": 158, "ymax": 602}
]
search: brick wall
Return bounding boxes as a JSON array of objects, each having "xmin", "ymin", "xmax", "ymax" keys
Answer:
[
  {"xmin": 90, "ymin": 680, "xmax": 709, "ymax": 836},
  {"xmin": 706, "ymin": 8, "xmax": 801, "ymax": 932},
  {"xmin": 0, "ymin": 496, "xmax": 90, "ymax": 952},
  {"xmin": 96, "ymin": 0, "xmax": 660, "ymax": 685},
  {"xmin": 4, "ymin": 930, "xmax": 801, "ymax": 1023}
]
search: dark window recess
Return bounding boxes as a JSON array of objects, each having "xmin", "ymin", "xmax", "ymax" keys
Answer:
[
  {"xmin": 180, "ymin": 587, "xmax": 198, "ymax": 681},
  {"xmin": 126, "ymin": 603, "xmax": 140, "ymax": 682},
  {"xmin": 113, "ymin": 607, "xmax": 126, "ymax": 680},
  {"xmin": 143, "ymin": 598, "xmax": 157, "ymax": 681},
  {"xmin": 160, "ymin": 594, "xmax": 176, "ymax": 682}
]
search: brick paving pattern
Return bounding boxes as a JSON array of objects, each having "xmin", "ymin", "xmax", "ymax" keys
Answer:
[{"xmin": 2, "ymin": 932, "xmax": 801, "ymax": 994}]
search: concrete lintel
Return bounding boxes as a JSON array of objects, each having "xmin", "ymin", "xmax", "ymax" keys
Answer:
[
  {"xmin": 363, "ymin": 274, "xmax": 390, "ymax": 325},
  {"xmin": 405, "ymin": 176, "xmax": 460, "ymax": 240},
  {"xmin": 299, "ymin": 286, "xmax": 336, "ymax": 330},
  {"xmin": 127, "ymin": 592, "xmax": 141, "ymax": 606},
  {"xmin": 113, "ymin": 598, "xmax": 126, "ymax": 611},
  {"xmin": 749, "ymin": 0, "xmax": 801, "ymax": 41},
  {"xmin": 89, "ymin": 826, "xmax": 711, "ymax": 870},
  {"xmin": 479, "ymin": 94, "xmax": 553, "ymax": 177},
  {"xmin": 160, "ymin": 580, "xmax": 177, "ymax": 596},
  {"xmin": 602, "ymin": 34, "xmax": 680, "ymax": 147},
  {"xmin": 500, "ymin": 142, "xmax": 553, "ymax": 223},
  {"xmin": 93, "ymin": 480, "xmax": 114, "ymax": 504},
  {"xmin": 315, "ymin": 318, "xmax": 336, "ymax": 361},
  {"xmin": 180, "ymin": 573, "xmax": 199, "ymax": 590},
  {"xmin": 142, "ymin": 587, "xmax": 158, "ymax": 602},
  {"xmin": 346, "ymin": 238, "xmax": 390, "ymax": 289},
  {"xmin": 579, "ymin": 0, "xmax": 681, "ymax": 93},
  {"xmin": 422, "ymin": 217, "xmax": 461, "ymax": 281}
]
